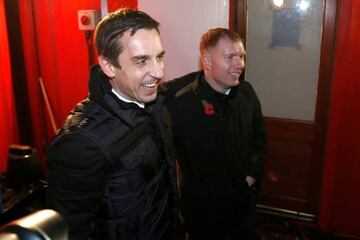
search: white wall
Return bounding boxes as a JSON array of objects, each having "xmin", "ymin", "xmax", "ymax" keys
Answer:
[{"xmin": 138, "ymin": 0, "xmax": 229, "ymax": 81}]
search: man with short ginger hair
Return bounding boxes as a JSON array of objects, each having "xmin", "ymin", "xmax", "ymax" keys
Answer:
[{"xmin": 167, "ymin": 28, "xmax": 266, "ymax": 240}]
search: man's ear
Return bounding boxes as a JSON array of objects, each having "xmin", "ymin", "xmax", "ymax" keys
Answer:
[
  {"xmin": 98, "ymin": 56, "xmax": 116, "ymax": 78},
  {"xmin": 202, "ymin": 54, "xmax": 211, "ymax": 71}
]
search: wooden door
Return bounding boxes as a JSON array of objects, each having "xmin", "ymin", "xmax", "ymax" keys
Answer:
[{"xmin": 231, "ymin": 0, "xmax": 338, "ymax": 219}]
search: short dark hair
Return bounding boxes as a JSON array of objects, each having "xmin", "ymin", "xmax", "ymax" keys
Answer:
[
  {"xmin": 199, "ymin": 28, "xmax": 242, "ymax": 56},
  {"xmin": 94, "ymin": 8, "xmax": 160, "ymax": 67}
]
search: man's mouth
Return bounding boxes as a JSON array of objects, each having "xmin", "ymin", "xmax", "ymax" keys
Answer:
[
  {"xmin": 141, "ymin": 81, "xmax": 158, "ymax": 88},
  {"xmin": 229, "ymin": 72, "xmax": 241, "ymax": 78}
]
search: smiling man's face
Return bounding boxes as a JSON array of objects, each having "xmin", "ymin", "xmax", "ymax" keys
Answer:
[
  {"xmin": 203, "ymin": 37, "xmax": 246, "ymax": 93},
  {"xmin": 102, "ymin": 28, "xmax": 165, "ymax": 103}
]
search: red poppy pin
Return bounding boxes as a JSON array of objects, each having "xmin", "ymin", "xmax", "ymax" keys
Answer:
[{"xmin": 201, "ymin": 100, "xmax": 215, "ymax": 115}]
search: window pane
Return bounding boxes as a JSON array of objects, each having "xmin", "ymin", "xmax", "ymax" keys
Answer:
[{"xmin": 246, "ymin": 0, "xmax": 324, "ymax": 121}]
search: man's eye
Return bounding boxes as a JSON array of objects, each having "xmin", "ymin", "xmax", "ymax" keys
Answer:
[
  {"xmin": 135, "ymin": 59, "xmax": 146, "ymax": 66},
  {"xmin": 157, "ymin": 54, "xmax": 165, "ymax": 62}
]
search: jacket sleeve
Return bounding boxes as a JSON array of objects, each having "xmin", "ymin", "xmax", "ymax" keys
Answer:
[
  {"xmin": 46, "ymin": 133, "xmax": 109, "ymax": 240},
  {"xmin": 244, "ymin": 82, "xmax": 267, "ymax": 181}
]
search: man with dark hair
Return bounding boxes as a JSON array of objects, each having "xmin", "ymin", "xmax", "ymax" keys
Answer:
[
  {"xmin": 166, "ymin": 28, "xmax": 266, "ymax": 240},
  {"xmin": 46, "ymin": 8, "xmax": 177, "ymax": 240}
]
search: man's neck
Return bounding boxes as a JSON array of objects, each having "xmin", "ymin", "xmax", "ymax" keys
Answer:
[{"xmin": 204, "ymin": 75, "xmax": 231, "ymax": 95}]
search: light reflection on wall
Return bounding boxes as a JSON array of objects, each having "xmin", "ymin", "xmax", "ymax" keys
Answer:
[
  {"xmin": 273, "ymin": 0, "xmax": 284, "ymax": 8},
  {"xmin": 271, "ymin": 0, "xmax": 310, "ymax": 11},
  {"xmin": 297, "ymin": 1, "xmax": 310, "ymax": 11}
]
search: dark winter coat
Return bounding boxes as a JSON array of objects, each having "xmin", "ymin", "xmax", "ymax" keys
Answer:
[
  {"xmin": 166, "ymin": 71, "xmax": 266, "ymax": 221},
  {"xmin": 46, "ymin": 65, "xmax": 177, "ymax": 240}
]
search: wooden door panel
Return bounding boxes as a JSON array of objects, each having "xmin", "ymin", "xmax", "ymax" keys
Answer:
[
  {"xmin": 231, "ymin": 0, "xmax": 337, "ymax": 219},
  {"xmin": 258, "ymin": 117, "xmax": 317, "ymax": 217}
]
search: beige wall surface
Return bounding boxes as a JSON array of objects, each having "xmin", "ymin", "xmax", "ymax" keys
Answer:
[{"xmin": 139, "ymin": 0, "xmax": 229, "ymax": 81}]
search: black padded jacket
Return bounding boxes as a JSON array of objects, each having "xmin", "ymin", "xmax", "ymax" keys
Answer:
[{"xmin": 46, "ymin": 65, "xmax": 177, "ymax": 240}]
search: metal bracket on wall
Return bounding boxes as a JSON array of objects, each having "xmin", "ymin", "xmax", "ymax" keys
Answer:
[{"xmin": 100, "ymin": 0, "xmax": 108, "ymax": 19}]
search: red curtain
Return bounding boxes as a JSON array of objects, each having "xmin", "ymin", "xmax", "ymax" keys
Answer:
[
  {"xmin": 108, "ymin": 0, "xmax": 137, "ymax": 12},
  {"xmin": 319, "ymin": 0, "xmax": 360, "ymax": 238},
  {"xmin": 19, "ymin": 0, "xmax": 102, "ymax": 146},
  {"xmin": 1, "ymin": 0, "xmax": 138, "ymax": 172},
  {"xmin": 0, "ymin": 0, "xmax": 19, "ymax": 172},
  {"xmin": 16, "ymin": 0, "xmax": 137, "ymax": 164}
]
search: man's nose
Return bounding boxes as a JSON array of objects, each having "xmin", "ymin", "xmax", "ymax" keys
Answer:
[{"xmin": 151, "ymin": 60, "xmax": 164, "ymax": 79}]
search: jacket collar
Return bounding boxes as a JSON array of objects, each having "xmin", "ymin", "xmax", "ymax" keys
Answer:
[
  {"xmin": 88, "ymin": 65, "xmax": 146, "ymax": 127},
  {"xmin": 190, "ymin": 71, "xmax": 237, "ymax": 99}
]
